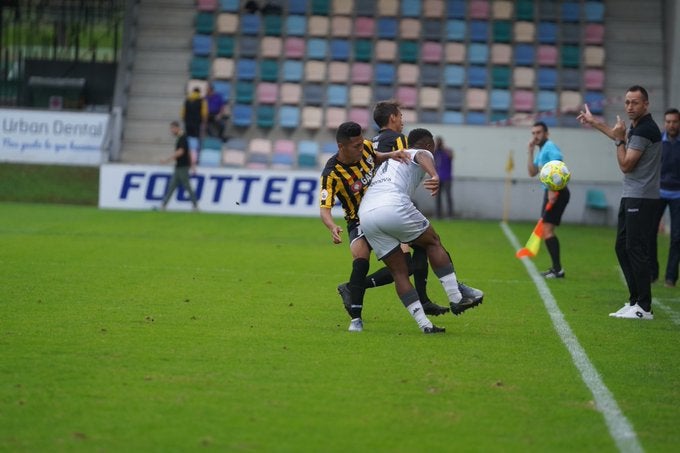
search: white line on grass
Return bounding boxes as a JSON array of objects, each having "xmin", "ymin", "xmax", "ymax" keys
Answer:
[
  {"xmin": 614, "ymin": 267, "xmax": 680, "ymax": 326},
  {"xmin": 500, "ymin": 222, "xmax": 643, "ymax": 453}
]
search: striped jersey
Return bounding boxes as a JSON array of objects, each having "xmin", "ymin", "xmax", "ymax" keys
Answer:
[
  {"xmin": 372, "ymin": 129, "xmax": 408, "ymax": 152},
  {"xmin": 319, "ymin": 139, "xmax": 377, "ymax": 224}
]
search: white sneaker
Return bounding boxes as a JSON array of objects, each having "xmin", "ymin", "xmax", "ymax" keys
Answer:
[
  {"xmin": 609, "ymin": 303, "xmax": 632, "ymax": 317},
  {"xmin": 616, "ymin": 304, "xmax": 654, "ymax": 320},
  {"xmin": 348, "ymin": 318, "xmax": 363, "ymax": 332}
]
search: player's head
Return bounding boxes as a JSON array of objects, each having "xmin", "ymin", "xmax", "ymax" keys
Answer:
[
  {"xmin": 373, "ymin": 100, "xmax": 404, "ymax": 132},
  {"xmin": 169, "ymin": 120, "xmax": 181, "ymax": 135},
  {"xmin": 336, "ymin": 121, "xmax": 365, "ymax": 162},
  {"xmin": 625, "ymin": 85, "xmax": 650, "ymax": 122},
  {"xmin": 408, "ymin": 128, "xmax": 434, "ymax": 151},
  {"xmin": 531, "ymin": 121, "xmax": 549, "ymax": 147},
  {"xmin": 665, "ymin": 107, "xmax": 680, "ymax": 139}
]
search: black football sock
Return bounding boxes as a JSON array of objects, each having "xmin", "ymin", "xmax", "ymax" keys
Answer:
[
  {"xmin": 348, "ymin": 258, "xmax": 369, "ymax": 318},
  {"xmin": 545, "ymin": 236, "xmax": 561, "ymax": 271},
  {"xmin": 364, "ymin": 266, "xmax": 394, "ymax": 288},
  {"xmin": 411, "ymin": 246, "xmax": 431, "ymax": 302}
]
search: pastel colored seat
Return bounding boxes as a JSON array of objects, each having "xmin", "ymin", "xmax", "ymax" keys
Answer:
[
  {"xmin": 306, "ymin": 39, "xmax": 328, "ymax": 61},
  {"xmin": 256, "ymin": 82, "xmax": 278, "ymax": 104},
  {"xmin": 211, "ymin": 80, "xmax": 231, "ymax": 102},
  {"xmin": 513, "ymin": 90, "xmax": 534, "ymax": 112},
  {"xmin": 307, "ymin": 15, "xmax": 329, "ymax": 37},
  {"xmin": 376, "ymin": 40, "xmax": 397, "ymax": 61},
  {"xmin": 200, "ymin": 148, "xmax": 222, "ymax": 167},
  {"xmin": 466, "ymin": 111, "xmax": 487, "ymax": 125},
  {"xmin": 355, "ymin": 17, "xmax": 375, "ymax": 38},
  {"xmin": 222, "ymin": 149, "xmax": 246, "ymax": 167},
  {"xmin": 537, "ymin": 91, "xmax": 558, "ymax": 112},
  {"xmin": 422, "ymin": 42, "xmax": 443, "ymax": 63},
  {"xmin": 397, "ymin": 86, "xmax": 418, "ymax": 108},
  {"xmin": 400, "ymin": 18, "xmax": 421, "ymax": 40},
  {"xmin": 585, "ymin": 24, "xmax": 605, "ymax": 45},
  {"xmin": 470, "ymin": 20, "xmax": 488, "ymax": 42},
  {"xmin": 537, "ymin": 68, "xmax": 557, "ymax": 89},
  {"xmin": 240, "ymin": 14, "xmax": 260, "ymax": 35},
  {"xmin": 401, "ymin": 0, "xmax": 422, "ymax": 17},
  {"xmin": 270, "ymin": 153, "xmax": 294, "ymax": 169},
  {"xmin": 351, "ymin": 63, "xmax": 373, "ymax": 84},
  {"xmin": 560, "ymin": 91, "xmax": 582, "ymax": 113},
  {"xmin": 284, "ymin": 38, "xmax": 305, "ymax": 59},
  {"xmin": 282, "ymin": 60, "xmax": 303, "ymax": 81},
  {"xmin": 468, "ymin": 43, "xmax": 488, "ymax": 65},
  {"xmin": 350, "ymin": 85, "xmax": 372, "ymax": 107},
  {"xmin": 446, "ymin": 20, "xmax": 466, "ymax": 41},
  {"xmin": 584, "ymin": 46, "xmax": 605, "ymax": 67},
  {"xmin": 211, "ymin": 58, "xmax": 233, "ymax": 79},
  {"xmin": 330, "ymin": 39, "xmax": 350, "ymax": 60},
  {"xmin": 585, "ymin": 1, "xmax": 605, "ymax": 22},
  {"xmin": 514, "ymin": 21, "xmax": 535, "ymax": 43},
  {"xmin": 537, "ymin": 45, "xmax": 558, "ymax": 66},
  {"xmin": 584, "ymin": 69, "xmax": 605, "ymax": 90},
  {"xmin": 328, "ymin": 62, "xmax": 349, "ymax": 83},
  {"xmin": 469, "ymin": 0, "xmax": 490, "ymax": 18},
  {"xmin": 236, "ymin": 59, "xmax": 256, "ymax": 80},
  {"xmin": 279, "ymin": 106, "xmax": 301, "ymax": 128},
  {"xmin": 377, "ymin": 18, "xmax": 397, "ymax": 39},
  {"xmin": 397, "ymin": 64, "xmax": 419, "ymax": 85},
  {"xmin": 331, "ymin": 16, "xmax": 352, "ymax": 37},
  {"xmin": 285, "ymin": 15, "xmax": 306, "ymax": 36},
  {"xmin": 490, "ymin": 89, "xmax": 511, "ymax": 111},
  {"xmin": 217, "ymin": 13, "xmax": 237, "ymax": 33},
  {"xmin": 466, "ymin": 88, "xmax": 488, "ymax": 110},
  {"xmin": 424, "ymin": 0, "xmax": 444, "ymax": 18},
  {"xmin": 513, "ymin": 67, "xmax": 535, "ymax": 88},
  {"xmin": 219, "ymin": 0, "xmax": 238, "ymax": 12},
  {"xmin": 492, "ymin": 0, "xmax": 513, "ymax": 19},
  {"xmin": 444, "ymin": 43, "xmax": 465, "ymax": 63},
  {"xmin": 305, "ymin": 60, "xmax": 327, "ymax": 82},
  {"xmin": 442, "ymin": 111, "xmax": 463, "ymax": 124},
  {"xmin": 444, "ymin": 65, "xmax": 465, "ymax": 86},
  {"xmin": 333, "ymin": 0, "xmax": 353, "ymax": 15},
  {"xmin": 420, "ymin": 87, "xmax": 441, "ymax": 109},
  {"xmin": 260, "ymin": 37, "xmax": 282, "ymax": 59},
  {"xmin": 348, "ymin": 108, "xmax": 370, "ymax": 128},
  {"xmin": 297, "ymin": 140, "xmax": 320, "ymax": 168},
  {"xmin": 325, "ymin": 107, "xmax": 347, "ymax": 129}
]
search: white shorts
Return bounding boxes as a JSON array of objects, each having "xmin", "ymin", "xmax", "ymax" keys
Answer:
[{"xmin": 359, "ymin": 203, "xmax": 430, "ymax": 260}]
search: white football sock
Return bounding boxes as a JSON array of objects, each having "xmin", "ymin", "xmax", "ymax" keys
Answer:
[
  {"xmin": 407, "ymin": 302, "xmax": 433, "ymax": 329},
  {"xmin": 439, "ymin": 272, "xmax": 462, "ymax": 304}
]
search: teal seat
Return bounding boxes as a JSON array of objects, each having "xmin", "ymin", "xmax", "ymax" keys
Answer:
[{"xmin": 584, "ymin": 189, "xmax": 610, "ymax": 225}]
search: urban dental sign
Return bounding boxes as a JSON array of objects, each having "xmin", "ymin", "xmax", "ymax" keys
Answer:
[{"xmin": 0, "ymin": 108, "xmax": 108, "ymax": 165}]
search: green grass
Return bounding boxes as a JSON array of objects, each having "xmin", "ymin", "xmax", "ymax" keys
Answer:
[
  {"xmin": 0, "ymin": 164, "xmax": 98, "ymax": 205},
  {"xmin": 1, "ymin": 203, "xmax": 679, "ymax": 452}
]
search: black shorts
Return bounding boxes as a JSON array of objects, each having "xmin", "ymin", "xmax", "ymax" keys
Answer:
[
  {"xmin": 542, "ymin": 187, "xmax": 570, "ymax": 225},
  {"xmin": 347, "ymin": 220, "xmax": 369, "ymax": 246}
]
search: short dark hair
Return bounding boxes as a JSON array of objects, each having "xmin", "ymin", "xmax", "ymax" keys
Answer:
[
  {"xmin": 373, "ymin": 100, "xmax": 401, "ymax": 128},
  {"xmin": 627, "ymin": 85, "xmax": 649, "ymax": 101},
  {"xmin": 336, "ymin": 121, "xmax": 363, "ymax": 144},
  {"xmin": 664, "ymin": 108, "xmax": 680, "ymax": 117},
  {"xmin": 170, "ymin": 120, "xmax": 180, "ymax": 127},
  {"xmin": 533, "ymin": 121, "xmax": 548, "ymax": 132},
  {"xmin": 408, "ymin": 128, "xmax": 434, "ymax": 147}
]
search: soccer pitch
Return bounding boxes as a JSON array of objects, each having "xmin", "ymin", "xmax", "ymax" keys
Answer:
[{"xmin": 1, "ymin": 202, "xmax": 679, "ymax": 452}]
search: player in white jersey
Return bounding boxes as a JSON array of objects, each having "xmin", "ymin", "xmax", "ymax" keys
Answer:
[{"xmin": 358, "ymin": 128, "xmax": 483, "ymax": 333}]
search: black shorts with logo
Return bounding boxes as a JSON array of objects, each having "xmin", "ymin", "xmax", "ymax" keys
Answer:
[{"xmin": 542, "ymin": 186, "xmax": 570, "ymax": 225}]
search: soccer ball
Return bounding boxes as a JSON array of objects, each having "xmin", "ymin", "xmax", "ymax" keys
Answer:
[{"xmin": 539, "ymin": 160, "xmax": 571, "ymax": 191}]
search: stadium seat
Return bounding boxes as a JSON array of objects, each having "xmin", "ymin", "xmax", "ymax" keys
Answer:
[
  {"xmin": 284, "ymin": 38, "xmax": 305, "ymax": 59},
  {"xmin": 348, "ymin": 108, "xmax": 370, "ymax": 128},
  {"xmin": 468, "ymin": 43, "xmax": 488, "ymax": 65},
  {"xmin": 514, "ymin": 44, "xmax": 535, "ymax": 66},
  {"xmin": 423, "ymin": 19, "xmax": 442, "ymax": 40},
  {"xmin": 561, "ymin": 69, "xmax": 581, "ymax": 90},
  {"xmin": 585, "ymin": 1, "xmax": 605, "ymax": 22},
  {"xmin": 490, "ymin": 89, "xmax": 511, "ymax": 111},
  {"xmin": 585, "ymin": 24, "xmax": 605, "ymax": 45},
  {"xmin": 375, "ymin": 63, "xmax": 396, "ymax": 85},
  {"xmin": 211, "ymin": 80, "xmax": 231, "ymax": 102},
  {"xmin": 378, "ymin": 0, "xmax": 398, "ymax": 15},
  {"xmin": 514, "ymin": 90, "xmax": 534, "ymax": 112},
  {"xmin": 419, "ymin": 110, "xmax": 440, "ymax": 123},
  {"xmin": 470, "ymin": 0, "xmax": 490, "ymax": 18},
  {"xmin": 355, "ymin": 0, "xmax": 374, "ymax": 15},
  {"xmin": 232, "ymin": 104, "xmax": 253, "ymax": 127},
  {"xmin": 257, "ymin": 105, "xmax": 276, "ymax": 129},
  {"xmin": 333, "ymin": 0, "xmax": 353, "ymax": 15},
  {"xmin": 492, "ymin": 21, "xmax": 511, "ymax": 43},
  {"xmin": 420, "ymin": 87, "xmax": 441, "ymax": 109},
  {"xmin": 397, "ymin": 64, "xmax": 419, "ymax": 85},
  {"xmin": 442, "ymin": 110, "xmax": 464, "ymax": 124},
  {"xmin": 303, "ymin": 84, "xmax": 324, "ymax": 106},
  {"xmin": 400, "ymin": 18, "xmax": 421, "ymax": 40},
  {"xmin": 328, "ymin": 62, "xmax": 350, "ymax": 83},
  {"xmin": 584, "ymin": 46, "xmax": 605, "ymax": 67},
  {"xmin": 219, "ymin": 0, "xmax": 238, "ymax": 12},
  {"xmin": 190, "ymin": 56, "xmax": 211, "ymax": 79},
  {"xmin": 491, "ymin": 66, "xmax": 511, "ymax": 88},
  {"xmin": 492, "ymin": 0, "xmax": 512, "ymax": 19},
  {"xmin": 561, "ymin": 46, "xmax": 580, "ymax": 68},
  {"xmin": 282, "ymin": 60, "xmax": 303, "ymax": 82},
  {"xmin": 325, "ymin": 107, "xmax": 347, "ymax": 129},
  {"xmin": 192, "ymin": 35, "xmax": 212, "ymax": 56},
  {"xmin": 444, "ymin": 65, "xmax": 465, "ymax": 86},
  {"xmin": 305, "ymin": 60, "xmax": 327, "ymax": 83},
  {"xmin": 467, "ymin": 88, "xmax": 488, "ymax": 110},
  {"xmin": 195, "ymin": 12, "xmax": 214, "ymax": 34},
  {"xmin": 585, "ymin": 91, "xmax": 605, "ymax": 114},
  {"xmin": 538, "ymin": 1, "xmax": 559, "ymax": 21},
  {"xmin": 270, "ymin": 152, "xmax": 294, "ymax": 170},
  {"xmin": 285, "ymin": 15, "xmax": 306, "ymax": 36},
  {"xmin": 239, "ymin": 37, "xmax": 258, "ymax": 58},
  {"xmin": 421, "ymin": 65, "xmax": 441, "ymax": 86},
  {"xmin": 260, "ymin": 37, "xmax": 282, "ymax": 59},
  {"xmin": 355, "ymin": 17, "xmax": 375, "ymax": 38},
  {"xmin": 446, "ymin": 20, "xmax": 466, "ymax": 41},
  {"xmin": 537, "ymin": 91, "xmax": 558, "ymax": 112},
  {"xmin": 537, "ymin": 68, "xmax": 557, "ymax": 89},
  {"xmin": 263, "ymin": 14, "xmax": 282, "ymax": 36},
  {"xmin": 222, "ymin": 149, "xmax": 246, "ymax": 167},
  {"xmin": 240, "ymin": 13, "xmax": 260, "ymax": 35},
  {"xmin": 279, "ymin": 105, "xmax": 301, "ymax": 128},
  {"xmin": 444, "ymin": 88, "xmax": 463, "ymax": 110},
  {"xmin": 467, "ymin": 66, "xmax": 488, "ymax": 88},
  {"xmin": 256, "ymin": 82, "xmax": 278, "ymax": 104},
  {"xmin": 308, "ymin": 15, "xmax": 329, "ymax": 36},
  {"xmin": 350, "ymin": 85, "xmax": 371, "ymax": 107},
  {"xmin": 235, "ymin": 81, "xmax": 254, "ymax": 103},
  {"xmin": 216, "ymin": 35, "xmax": 234, "ymax": 57},
  {"xmin": 329, "ymin": 39, "xmax": 350, "ymax": 60},
  {"xmin": 537, "ymin": 22, "xmax": 557, "ymax": 44},
  {"xmin": 331, "ymin": 16, "xmax": 352, "ymax": 37},
  {"xmin": 444, "ymin": 42, "xmax": 465, "ymax": 63},
  {"xmin": 351, "ymin": 63, "xmax": 373, "ymax": 84},
  {"xmin": 446, "ymin": 0, "xmax": 466, "ymax": 18},
  {"xmin": 514, "ymin": 21, "xmax": 535, "ymax": 43},
  {"xmin": 373, "ymin": 85, "xmax": 394, "ymax": 103},
  {"xmin": 561, "ymin": 23, "xmax": 581, "ymax": 44},
  {"xmin": 377, "ymin": 18, "xmax": 397, "ymax": 39},
  {"xmin": 288, "ymin": 0, "xmax": 307, "ymax": 15},
  {"xmin": 398, "ymin": 41, "xmax": 418, "ymax": 63},
  {"xmin": 306, "ymin": 39, "xmax": 328, "ymax": 61},
  {"xmin": 470, "ymin": 20, "xmax": 488, "ymax": 42},
  {"xmin": 236, "ymin": 59, "xmax": 256, "ymax": 81},
  {"xmin": 422, "ymin": 42, "xmax": 443, "ymax": 63},
  {"xmin": 401, "ymin": 0, "xmax": 422, "ymax": 17},
  {"xmin": 515, "ymin": 0, "xmax": 533, "ymax": 20},
  {"xmin": 423, "ymin": 0, "xmax": 444, "ymax": 17},
  {"xmin": 354, "ymin": 39, "xmax": 373, "ymax": 62},
  {"xmin": 491, "ymin": 43, "xmax": 511, "ymax": 64},
  {"xmin": 248, "ymin": 138, "xmax": 273, "ymax": 156},
  {"xmin": 376, "ymin": 40, "xmax": 397, "ymax": 61},
  {"xmin": 311, "ymin": 0, "xmax": 331, "ymax": 15},
  {"xmin": 211, "ymin": 58, "xmax": 233, "ymax": 79},
  {"xmin": 514, "ymin": 67, "xmax": 535, "ymax": 88},
  {"xmin": 216, "ymin": 13, "xmax": 237, "ymax": 33},
  {"xmin": 297, "ymin": 140, "xmax": 320, "ymax": 168},
  {"xmin": 561, "ymin": 2, "xmax": 581, "ymax": 22},
  {"xmin": 466, "ymin": 111, "xmax": 487, "ymax": 125},
  {"xmin": 200, "ymin": 149, "xmax": 222, "ymax": 167},
  {"xmin": 560, "ymin": 90, "xmax": 582, "ymax": 113},
  {"xmin": 259, "ymin": 59, "xmax": 279, "ymax": 82},
  {"xmin": 273, "ymin": 139, "xmax": 296, "ymax": 156},
  {"xmin": 246, "ymin": 152, "xmax": 269, "ymax": 170},
  {"xmin": 537, "ymin": 45, "xmax": 558, "ymax": 66},
  {"xmin": 201, "ymin": 136, "xmax": 222, "ymax": 153}
]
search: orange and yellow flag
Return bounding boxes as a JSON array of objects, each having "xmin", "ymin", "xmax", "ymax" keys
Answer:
[{"xmin": 516, "ymin": 218, "xmax": 544, "ymax": 258}]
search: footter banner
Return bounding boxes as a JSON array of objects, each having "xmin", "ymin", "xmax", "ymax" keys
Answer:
[{"xmin": 99, "ymin": 164, "xmax": 341, "ymax": 217}]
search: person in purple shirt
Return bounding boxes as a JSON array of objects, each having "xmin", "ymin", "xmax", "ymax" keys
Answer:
[
  {"xmin": 650, "ymin": 108, "xmax": 680, "ymax": 287},
  {"xmin": 434, "ymin": 136, "xmax": 454, "ymax": 219},
  {"xmin": 205, "ymin": 83, "xmax": 226, "ymax": 140}
]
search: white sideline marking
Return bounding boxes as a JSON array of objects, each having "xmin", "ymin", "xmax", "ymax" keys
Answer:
[
  {"xmin": 500, "ymin": 222, "xmax": 643, "ymax": 453},
  {"xmin": 614, "ymin": 267, "xmax": 680, "ymax": 326}
]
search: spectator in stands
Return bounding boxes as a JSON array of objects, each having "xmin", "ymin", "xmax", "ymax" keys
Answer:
[
  {"xmin": 244, "ymin": 0, "xmax": 259, "ymax": 13},
  {"xmin": 160, "ymin": 121, "xmax": 198, "ymax": 212},
  {"xmin": 650, "ymin": 108, "xmax": 680, "ymax": 287},
  {"xmin": 181, "ymin": 87, "xmax": 207, "ymax": 166},
  {"xmin": 261, "ymin": 1, "xmax": 282, "ymax": 14},
  {"xmin": 577, "ymin": 85, "xmax": 662, "ymax": 320},
  {"xmin": 434, "ymin": 136, "xmax": 455, "ymax": 219},
  {"xmin": 205, "ymin": 83, "xmax": 227, "ymax": 141}
]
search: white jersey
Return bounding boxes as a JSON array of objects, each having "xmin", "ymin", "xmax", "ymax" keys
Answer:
[{"xmin": 359, "ymin": 149, "xmax": 431, "ymax": 214}]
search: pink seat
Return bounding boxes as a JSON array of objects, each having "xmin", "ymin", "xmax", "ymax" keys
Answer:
[
  {"xmin": 351, "ymin": 63, "xmax": 373, "ymax": 84},
  {"xmin": 257, "ymin": 83, "xmax": 278, "ymax": 104},
  {"xmin": 348, "ymin": 108, "xmax": 370, "ymax": 128},
  {"xmin": 197, "ymin": 0, "xmax": 217, "ymax": 11},
  {"xmin": 284, "ymin": 38, "xmax": 305, "ymax": 59},
  {"xmin": 396, "ymin": 86, "xmax": 418, "ymax": 108},
  {"xmin": 585, "ymin": 24, "xmax": 605, "ymax": 45},
  {"xmin": 354, "ymin": 17, "xmax": 375, "ymax": 38},
  {"xmin": 422, "ymin": 42, "xmax": 442, "ymax": 63},
  {"xmin": 513, "ymin": 90, "xmax": 534, "ymax": 112},
  {"xmin": 469, "ymin": 0, "xmax": 490, "ymax": 19},
  {"xmin": 537, "ymin": 45, "xmax": 558, "ymax": 66},
  {"xmin": 273, "ymin": 139, "xmax": 296, "ymax": 155},
  {"xmin": 584, "ymin": 69, "xmax": 605, "ymax": 90}
]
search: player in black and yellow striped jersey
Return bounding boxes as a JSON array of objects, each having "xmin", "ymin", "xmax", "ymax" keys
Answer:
[
  {"xmin": 320, "ymin": 121, "xmax": 410, "ymax": 331},
  {"xmin": 371, "ymin": 100, "xmax": 450, "ymax": 316}
]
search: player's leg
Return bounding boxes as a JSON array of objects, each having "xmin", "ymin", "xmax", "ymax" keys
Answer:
[
  {"xmin": 176, "ymin": 167, "xmax": 199, "ymax": 209},
  {"xmin": 410, "ymin": 245, "xmax": 449, "ymax": 315},
  {"xmin": 541, "ymin": 187, "xmax": 570, "ymax": 278},
  {"xmin": 161, "ymin": 170, "xmax": 181, "ymax": 208}
]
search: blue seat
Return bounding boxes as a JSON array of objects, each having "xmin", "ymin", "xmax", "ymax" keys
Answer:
[
  {"xmin": 561, "ymin": 68, "xmax": 581, "ymax": 89},
  {"xmin": 467, "ymin": 66, "xmax": 487, "ymax": 88},
  {"xmin": 285, "ymin": 15, "xmax": 306, "ymax": 36},
  {"xmin": 421, "ymin": 65, "xmax": 441, "ymax": 86},
  {"xmin": 444, "ymin": 88, "xmax": 463, "ymax": 109},
  {"xmin": 537, "ymin": 22, "xmax": 557, "ymax": 44},
  {"xmin": 232, "ymin": 104, "xmax": 253, "ymax": 128},
  {"xmin": 377, "ymin": 18, "xmax": 397, "ymax": 39},
  {"xmin": 279, "ymin": 106, "xmax": 300, "ymax": 129},
  {"xmin": 537, "ymin": 91, "xmax": 558, "ymax": 112},
  {"xmin": 356, "ymin": 1, "xmax": 375, "ymax": 15},
  {"xmin": 240, "ymin": 13, "xmax": 260, "ymax": 35},
  {"xmin": 327, "ymin": 85, "xmax": 348, "ymax": 106},
  {"xmin": 236, "ymin": 59, "xmax": 257, "ymax": 80},
  {"xmin": 446, "ymin": 0, "xmax": 466, "ymax": 19},
  {"xmin": 192, "ymin": 34, "xmax": 212, "ymax": 56},
  {"xmin": 444, "ymin": 65, "xmax": 465, "ymax": 86},
  {"xmin": 271, "ymin": 153, "xmax": 294, "ymax": 167},
  {"xmin": 466, "ymin": 112, "xmax": 487, "ymax": 125},
  {"xmin": 307, "ymin": 39, "xmax": 328, "ymax": 60},
  {"xmin": 288, "ymin": 0, "xmax": 306, "ymax": 15},
  {"xmin": 330, "ymin": 39, "xmax": 350, "ymax": 61},
  {"xmin": 219, "ymin": 0, "xmax": 238, "ymax": 12},
  {"xmin": 585, "ymin": 91, "xmax": 606, "ymax": 114},
  {"xmin": 468, "ymin": 43, "xmax": 488, "ymax": 65},
  {"xmin": 561, "ymin": 2, "xmax": 581, "ymax": 22},
  {"xmin": 585, "ymin": 1, "xmax": 605, "ymax": 22},
  {"xmin": 561, "ymin": 23, "xmax": 581, "ymax": 44},
  {"xmin": 282, "ymin": 60, "xmax": 303, "ymax": 82},
  {"xmin": 469, "ymin": 20, "xmax": 488, "ymax": 42},
  {"xmin": 212, "ymin": 81, "xmax": 231, "ymax": 103},
  {"xmin": 239, "ymin": 37, "xmax": 258, "ymax": 58},
  {"xmin": 303, "ymin": 84, "xmax": 324, "ymax": 106},
  {"xmin": 373, "ymin": 85, "xmax": 394, "ymax": 103},
  {"xmin": 256, "ymin": 105, "xmax": 275, "ymax": 128},
  {"xmin": 235, "ymin": 82, "xmax": 254, "ymax": 103},
  {"xmin": 263, "ymin": 14, "xmax": 282, "ymax": 36},
  {"xmin": 375, "ymin": 64, "xmax": 396, "ymax": 85},
  {"xmin": 419, "ymin": 110, "xmax": 440, "ymax": 123},
  {"xmin": 490, "ymin": 89, "xmax": 511, "ymax": 111},
  {"xmin": 297, "ymin": 140, "xmax": 319, "ymax": 168},
  {"xmin": 200, "ymin": 149, "xmax": 222, "ymax": 167},
  {"xmin": 537, "ymin": 68, "xmax": 557, "ymax": 89},
  {"xmin": 446, "ymin": 20, "xmax": 466, "ymax": 41},
  {"xmin": 423, "ymin": 19, "xmax": 442, "ymax": 40},
  {"xmin": 515, "ymin": 44, "xmax": 535, "ymax": 66},
  {"xmin": 401, "ymin": 0, "xmax": 422, "ymax": 17}
]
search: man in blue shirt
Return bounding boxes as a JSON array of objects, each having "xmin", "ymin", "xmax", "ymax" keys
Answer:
[
  {"xmin": 650, "ymin": 108, "xmax": 680, "ymax": 287},
  {"xmin": 526, "ymin": 121, "xmax": 571, "ymax": 278}
]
